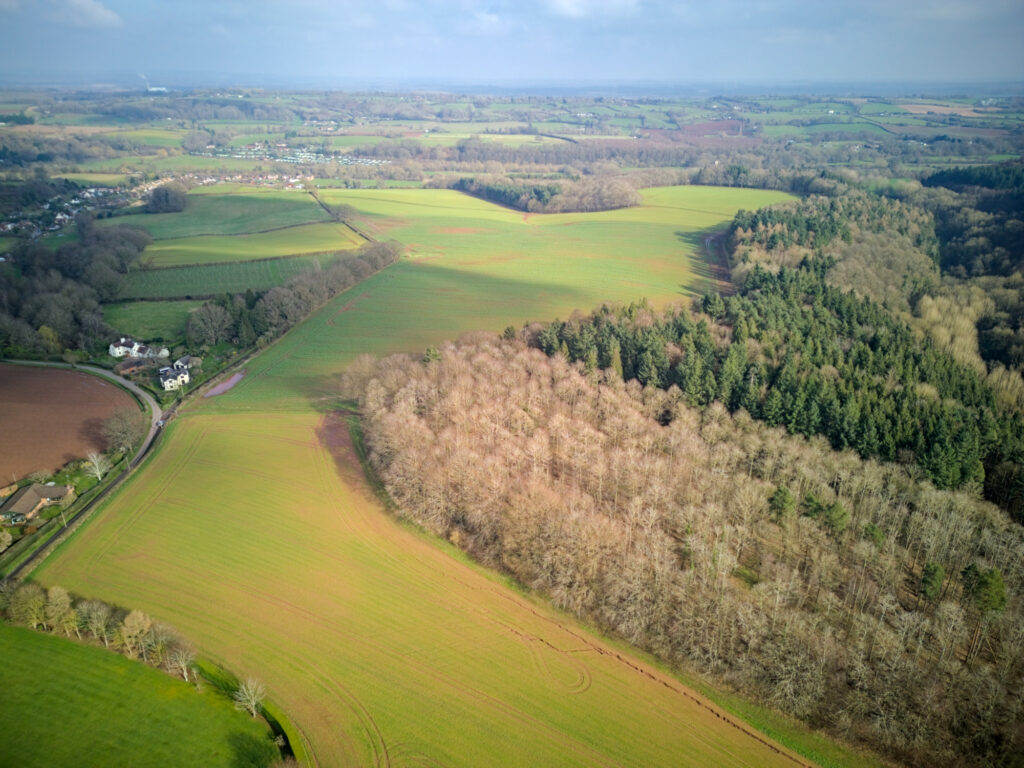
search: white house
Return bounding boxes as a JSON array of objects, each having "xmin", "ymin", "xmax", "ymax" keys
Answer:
[
  {"xmin": 109, "ymin": 336, "xmax": 170, "ymax": 359},
  {"xmin": 159, "ymin": 365, "xmax": 190, "ymax": 391}
]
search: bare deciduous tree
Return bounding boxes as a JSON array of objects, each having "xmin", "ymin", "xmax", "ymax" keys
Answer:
[
  {"xmin": 119, "ymin": 609, "xmax": 152, "ymax": 660},
  {"xmin": 77, "ymin": 599, "xmax": 112, "ymax": 647},
  {"xmin": 233, "ymin": 678, "xmax": 266, "ymax": 718},
  {"xmin": 103, "ymin": 409, "xmax": 146, "ymax": 456},
  {"xmin": 167, "ymin": 644, "xmax": 196, "ymax": 682},
  {"xmin": 85, "ymin": 451, "xmax": 111, "ymax": 482}
]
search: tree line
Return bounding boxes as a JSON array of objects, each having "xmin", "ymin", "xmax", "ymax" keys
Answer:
[
  {"xmin": 452, "ymin": 175, "xmax": 641, "ymax": 213},
  {"xmin": 185, "ymin": 240, "xmax": 402, "ymax": 351},
  {"xmin": 351, "ymin": 338, "xmax": 1022, "ymax": 768},
  {"xmin": 0, "ymin": 580, "xmax": 278, "ymax": 731},
  {"xmin": 0, "ymin": 215, "xmax": 150, "ymax": 356},
  {"xmin": 528, "ymin": 260, "xmax": 1024, "ymax": 520}
]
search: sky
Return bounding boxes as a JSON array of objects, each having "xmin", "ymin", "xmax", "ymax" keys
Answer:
[{"xmin": 0, "ymin": 0, "xmax": 1022, "ymax": 89}]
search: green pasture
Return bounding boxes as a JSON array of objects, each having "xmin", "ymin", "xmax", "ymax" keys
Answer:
[
  {"xmin": 107, "ymin": 189, "xmax": 329, "ymax": 240},
  {"xmin": 102, "ymin": 128, "xmax": 184, "ymax": 147},
  {"xmin": 104, "ymin": 300, "xmax": 203, "ymax": 341},
  {"xmin": 206, "ymin": 185, "xmax": 793, "ymax": 410},
  {"xmin": 314, "ymin": 178, "xmax": 423, "ymax": 189},
  {"xmin": 229, "ymin": 133, "xmax": 287, "ymax": 147},
  {"xmin": 0, "ymin": 624, "xmax": 277, "ymax": 768},
  {"xmin": 803, "ymin": 122, "xmax": 891, "ymax": 136},
  {"xmin": 760, "ymin": 124, "xmax": 803, "ymax": 137},
  {"xmin": 36, "ymin": 410, "xmax": 804, "ymax": 768},
  {"xmin": 79, "ymin": 154, "xmax": 268, "ymax": 174},
  {"xmin": 54, "ymin": 172, "xmax": 130, "ymax": 186},
  {"xmin": 142, "ymin": 222, "xmax": 362, "ymax": 267},
  {"xmin": 121, "ymin": 255, "xmax": 335, "ymax": 299},
  {"xmin": 0, "ymin": 238, "xmax": 15, "ymax": 253},
  {"xmin": 857, "ymin": 102, "xmax": 908, "ymax": 115},
  {"xmin": 34, "ymin": 184, "xmax": 870, "ymax": 768},
  {"xmin": 326, "ymin": 135, "xmax": 388, "ymax": 148}
]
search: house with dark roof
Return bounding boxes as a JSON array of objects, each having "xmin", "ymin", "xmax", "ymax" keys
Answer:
[{"xmin": 0, "ymin": 484, "xmax": 74, "ymax": 525}]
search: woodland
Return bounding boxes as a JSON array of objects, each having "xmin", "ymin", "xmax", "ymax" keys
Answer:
[{"xmin": 345, "ymin": 160, "xmax": 1024, "ymax": 768}]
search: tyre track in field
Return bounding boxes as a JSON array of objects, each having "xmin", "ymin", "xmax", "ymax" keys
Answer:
[
  {"xmin": 81, "ymin": 423, "xmax": 207, "ymax": 574},
  {"xmin": 427, "ymin": 567, "xmax": 811, "ymax": 767},
  {"xmin": 230, "ymin": 581, "xmax": 390, "ymax": 768},
  {"xmin": 309, "ymin": 414, "xmax": 807, "ymax": 766}
]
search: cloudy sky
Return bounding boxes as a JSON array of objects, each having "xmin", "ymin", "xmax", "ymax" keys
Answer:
[{"xmin": 1, "ymin": 0, "xmax": 1021, "ymax": 88}]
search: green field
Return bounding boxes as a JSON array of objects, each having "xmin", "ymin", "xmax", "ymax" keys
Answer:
[
  {"xmin": 121, "ymin": 254, "xmax": 336, "ymax": 299},
  {"xmin": 104, "ymin": 300, "xmax": 203, "ymax": 341},
  {"xmin": 108, "ymin": 189, "xmax": 330, "ymax": 240},
  {"xmin": 142, "ymin": 222, "xmax": 363, "ymax": 267},
  {"xmin": 34, "ymin": 185, "xmax": 852, "ymax": 768},
  {"xmin": 53, "ymin": 172, "xmax": 131, "ymax": 186},
  {"xmin": 0, "ymin": 624, "xmax": 277, "ymax": 768},
  {"xmin": 101, "ymin": 128, "xmax": 184, "ymax": 147}
]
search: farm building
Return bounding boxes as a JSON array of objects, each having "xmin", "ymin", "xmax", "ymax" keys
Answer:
[
  {"xmin": 109, "ymin": 336, "xmax": 170, "ymax": 359},
  {"xmin": 0, "ymin": 484, "xmax": 74, "ymax": 524}
]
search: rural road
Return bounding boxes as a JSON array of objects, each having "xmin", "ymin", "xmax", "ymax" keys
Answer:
[{"xmin": 3, "ymin": 360, "xmax": 163, "ymax": 467}]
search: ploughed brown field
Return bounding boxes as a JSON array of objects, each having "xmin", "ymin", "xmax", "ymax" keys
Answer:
[{"xmin": 0, "ymin": 365, "xmax": 136, "ymax": 481}]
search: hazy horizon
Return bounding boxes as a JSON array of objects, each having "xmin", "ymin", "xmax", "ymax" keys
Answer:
[{"xmin": 1, "ymin": 0, "xmax": 1022, "ymax": 92}]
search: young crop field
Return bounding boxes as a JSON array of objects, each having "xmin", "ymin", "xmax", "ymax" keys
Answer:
[
  {"xmin": 121, "ymin": 254, "xmax": 336, "ymax": 299},
  {"xmin": 36, "ymin": 411, "xmax": 805, "ymax": 768},
  {"xmin": 0, "ymin": 364, "xmax": 138, "ymax": 480},
  {"xmin": 188, "ymin": 185, "xmax": 795, "ymax": 411},
  {"xmin": 141, "ymin": 222, "xmax": 362, "ymax": 267},
  {"xmin": 0, "ymin": 624, "xmax": 276, "ymax": 768},
  {"xmin": 103, "ymin": 300, "xmax": 203, "ymax": 342},
  {"xmin": 107, "ymin": 189, "xmax": 330, "ymax": 240},
  {"xmin": 33, "ymin": 185, "xmax": 860, "ymax": 768}
]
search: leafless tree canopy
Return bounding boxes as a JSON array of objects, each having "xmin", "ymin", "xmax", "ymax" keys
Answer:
[{"xmin": 359, "ymin": 338, "xmax": 1023, "ymax": 768}]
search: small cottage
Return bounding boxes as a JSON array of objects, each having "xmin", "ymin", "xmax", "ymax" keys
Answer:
[{"xmin": 0, "ymin": 484, "xmax": 74, "ymax": 524}]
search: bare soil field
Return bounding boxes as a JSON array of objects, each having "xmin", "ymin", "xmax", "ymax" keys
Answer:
[{"xmin": 0, "ymin": 365, "xmax": 136, "ymax": 481}]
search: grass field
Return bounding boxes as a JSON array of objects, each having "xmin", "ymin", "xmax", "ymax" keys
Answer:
[
  {"xmin": 33, "ymin": 185, "xmax": 861, "ymax": 768},
  {"xmin": 108, "ymin": 189, "xmax": 330, "ymax": 240},
  {"xmin": 0, "ymin": 624, "xmax": 277, "ymax": 768},
  {"xmin": 104, "ymin": 300, "xmax": 203, "ymax": 341},
  {"xmin": 142, "ymin": 222, "xmax": 363, "ymax": 267},
  {"xmin": 101, "ymin": 128, "xmax": 184, "ymax": 147},
  {"xmin": 53, "ymin": 172, "xmax": 131, "ymax": 186},
  {"xmin": 36, "ymin": 411, "xmax": 806, "ymax": 768},
  {"xmin": 121, "ymin": 254, "xmax": 337, "ymax": 299}
]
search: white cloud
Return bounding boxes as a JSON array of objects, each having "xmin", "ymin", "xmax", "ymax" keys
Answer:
[
  {"xmin": 48, "ymin": 0, "xmax": 122, "ymax": 27},
  {"xmin": 544, "ymin": 0, "xmax": 639, "ymax": 20}
]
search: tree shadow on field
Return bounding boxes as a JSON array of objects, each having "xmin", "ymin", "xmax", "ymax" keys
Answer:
[
  {"xmin": 291, "ymin": 259, "xmax": 594, "ymax": 407},
  {"xmin": 228, "ymin": 731, "xmax": 278, "ymax": 768},
  {"xmin": 677, "ymin": 226, "xmax": 734, "ymax": 299},
  {"xmin": 79, "ymin": 417, "xmax": 107, "ymax": 450}
]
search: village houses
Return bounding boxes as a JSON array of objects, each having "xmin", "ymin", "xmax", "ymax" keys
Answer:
[{"xmin": 108, "ymin": 336, "xmax": 170, "ymax": 360}]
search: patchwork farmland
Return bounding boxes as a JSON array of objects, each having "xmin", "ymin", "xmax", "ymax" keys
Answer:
[{"xmin": 34, "ymin": 185, "xmax": 849, "ymax": 767}]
